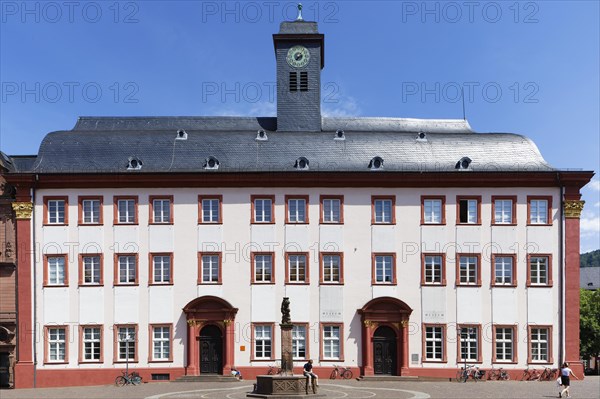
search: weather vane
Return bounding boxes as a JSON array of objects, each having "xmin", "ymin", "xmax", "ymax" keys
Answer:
[{"xmin": 296, "ymin": 3, "xmax": 303, "ymax": 21}]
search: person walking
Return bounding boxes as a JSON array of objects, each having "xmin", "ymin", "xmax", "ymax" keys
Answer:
[
  {"xmin": 303, "ymin": 359, "xmax": 318, "ymax": 387},
  {"xmin": 559, "ymin": 362, "xmax": 579, "ymax": 398}
]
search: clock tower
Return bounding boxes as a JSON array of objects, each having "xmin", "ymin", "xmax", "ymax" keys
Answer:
[{"xmin": 273, "ymin": 7, "xmax": 324, "ymax": 132}]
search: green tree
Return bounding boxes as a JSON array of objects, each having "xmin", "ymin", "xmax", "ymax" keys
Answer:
[{"xmin": 580, "ymin": 289, "xmax": 600, "ymax": 360}]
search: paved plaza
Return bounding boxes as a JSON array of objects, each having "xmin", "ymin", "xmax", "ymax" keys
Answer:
[{"xmin": 1, "ymin": 376, "xmax": 599, "ymax": 399}]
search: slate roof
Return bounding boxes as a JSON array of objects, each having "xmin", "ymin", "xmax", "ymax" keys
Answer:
[
  {"xmin": 580, "ymin": 267, "xmax": 600, "ymax": 290},
  {"xmin": 12, "ymin": 116, "xmax": 555, "ymax": 174}
]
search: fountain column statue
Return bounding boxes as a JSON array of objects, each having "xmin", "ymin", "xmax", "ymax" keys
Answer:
[{"xmin": 280, "ymin": 297, "xmax": 294, "ymax": 376}]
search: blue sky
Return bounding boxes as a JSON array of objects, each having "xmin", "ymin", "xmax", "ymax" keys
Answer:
[{"xmin": 1, "ymin": 1, "xmax": 598, "ymax": 251}]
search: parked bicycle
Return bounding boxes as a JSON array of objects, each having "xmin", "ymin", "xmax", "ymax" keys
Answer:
[
  {"xmin": 330, "ymin": 364, "xmax": 353, "ymax": 379},
  {"xmin": 521, "ymin": 367, "xmax": 541, "ymax": 381},
  {"xmin": 456, "ymin": 364, "xmax": 484, "ymax": 382},
  {"xmin": 267, "ymin": 363, "xmax": 282, "ymax": 375},
  {"xmin": 115, "ymin": 370, "xmax": 142, "ymax": 386},
  {"xmin": 539, "ymin": 367, "xmax": 558, "ymax": 381},
  {"xmin": 487, "ymin": 367, "xmax": 510, "ymax": 381}
]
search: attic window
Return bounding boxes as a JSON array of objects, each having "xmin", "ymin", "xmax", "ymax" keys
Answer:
[
  {"xmin": 334, "ymin": 129, "xmax": 345, "ymax": 141},
  {"xmin": 455, "ymin": 157, "xmax": 472, "ymax": 170},
  {"xmin": 176, "ymin": 129, "xmax": 188, "ymax": 140},
  {"xmin": 300, "ymin": 72, "xmax": 308, "ymax": 91},
  {"xmin": 416, "ymin": 131, "xmax": 427, "ymax": 142},
  {"xmin": 256, "ymin": 130, "xmax": 268, "ymax": 141},
  {"xmin": 369, "ymin": 156, "xmax": 384, "ymax": 170},
  {"xmin": 294, "ymin": 157, "xmax": 309, "ymax": 170},
  {"xmin": 204, "ymin": 156, "xmax": 220, "ymax": 170},
  {"xmin": 289, "ymin": 72, "xmax": 298, "ymax": 92},
  {"xmin": 127, "ymin": 157, "xmax": 143, "ymax": 170}
]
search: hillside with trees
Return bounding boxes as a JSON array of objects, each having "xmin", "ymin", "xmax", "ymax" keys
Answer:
[{"xmin": 581, "ymin": 249, "xmax": 600, "ymax": 267}]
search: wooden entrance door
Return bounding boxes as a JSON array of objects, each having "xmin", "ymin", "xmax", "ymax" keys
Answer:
[
  {"xmin": 373, "ymin": 326, "xmax": 397, "ymax": 375},
  {"xmin": 199, "ymin": 325, "xmax": 223, "ymax": 374}
]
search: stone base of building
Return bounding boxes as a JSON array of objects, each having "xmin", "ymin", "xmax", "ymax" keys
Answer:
[{"xmin": 247, "ymin": 375, "xmax": 325, "ymax": 398}]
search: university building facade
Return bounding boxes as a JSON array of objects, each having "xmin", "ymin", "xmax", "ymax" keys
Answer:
[{"xmin": 4, "ymin": 18, "xmax": 593, "ymax": 388}]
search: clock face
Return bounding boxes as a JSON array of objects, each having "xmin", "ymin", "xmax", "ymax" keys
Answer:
[{"xmin": 286, "ymin": 45, "xmax": 310, "ymax": 68}]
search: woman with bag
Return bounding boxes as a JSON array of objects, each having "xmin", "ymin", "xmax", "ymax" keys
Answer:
[{"xmin": 559, "ymin": 362, "xmax": 579, "ymax": 398}]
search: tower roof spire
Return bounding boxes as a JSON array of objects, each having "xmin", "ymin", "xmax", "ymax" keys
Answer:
[{"xmin": 296, "ymin": 3, "xmax": 304, "ymax": 21}]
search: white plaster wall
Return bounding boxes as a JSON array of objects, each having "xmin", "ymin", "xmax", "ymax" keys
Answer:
[
  {"xmin": 491, "ymin": 289, "xmax": 518, "ymax": 324},
  {"xmin": 113, "ymin": 287, "xmax": 140, "ymax": 323},
  {"xmin": 148, "ymin": 225, "xmax": 174, "ymax": 252},
  {"xmin": 79, "ymin": 287, "xmax": 104, "ymax": 324},
  {"xmin": 148, "ymin": 286, "xmax": 174, "ymax": 323},
  {"xmin": 43, "ymin": 288, "xmax": 70, "ymax": 323},
  {"xmin": 32, "ymin": 186, "xmax": 562, "ymax": 370},
  {"xmin": 527, "ymin": 288, "xmax": 555, "ymax": 324},
  {"xmin": 319, "ymin": 286, "xmax": 343, "ymax": 322},
  {"xmin": 78, "ymin": 227, "xmax": 104, "ymax": 252},
  {"xmin": 456, "ymin": 288, "xmax": 483, "ymax": 323},
  {"xmin": 421, "ymin": 287, "xmax": 447, "ymax": 323},
  {"xmin": 319, "ymin": 225, "xmax": 343, "ymax": 252},
  {"xmin": 286, "ymin": 285, "xmax": 310, "ymax": 321}
]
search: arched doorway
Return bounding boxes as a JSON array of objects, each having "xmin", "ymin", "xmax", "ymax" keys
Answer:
[
  {"xmin": 199, "ymin": 325, "xmax": 223, "ymax": 374},
  {"xmin": 373, "ymin": 326, "xmax": 397, "ymax": 375},
  {"xmin": 358, "ymin": 297, "xmax": 412, "ymax": 376},
  {"xmin": 183, "ymin": 296, "xmax": 238, "ymax": 376}
]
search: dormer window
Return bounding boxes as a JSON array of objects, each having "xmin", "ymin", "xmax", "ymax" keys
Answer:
[
  {"xmin": 369, "ymin": 157, "xmax": 384, "ymax": 170},
  {"xmin": 294, "ymin": 157, "xmax": 309, "ymax": 170},
  {"xmin": 256, "ymin": 130, "xmax": 268, "ymax": 141},
  {"xmin": 456, "ymin": 157, "xmax": 472, "ymax": 170},
  {"xmin": 176, "ymin": 129, "xmax": 188, "ymax": 140},
  {"xmin": 127, "ymin": 157, "xmax": 143, "ymax": 170},
  {"xmin": 204, "ymin": 156, "xmax": 220, "ymax": 170},
  {"xmin": 334, "ymin": 130, "xmax": 345, "ymax": 141}
]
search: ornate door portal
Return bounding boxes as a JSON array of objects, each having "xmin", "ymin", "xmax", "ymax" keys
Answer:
[
  {"xmin": 200, "ymin": 325, "xmax": 223, "ymax": 374},
  {"xmin": 373, "ymin": 326, "xmax": 397, "ymax": 375}
]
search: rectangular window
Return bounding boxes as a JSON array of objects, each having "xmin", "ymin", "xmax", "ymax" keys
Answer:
[
  {"xmin": 116, "ymin": 255, "xmax": 137, "ymax": 285},
  {"xmin": 252, "ymin": 196, "xmax": 274, "ymax": 223},
  {"xmin": 199, "ymin": 196, "xmax": 222, "ymax": 224},
  {"xmin": 457, "ymin": 255, "xmax": 480, "ymax": 286},
  {"xmin": 322, "ymin": 325, "xmax": 341, "ymax": 360},
  {"xmin": 422, "ymin": 196, "xmax": 445, "ymax": 224},
  {"xmin": 152, "ymin": 325, "xmax": 171, "ymax": 361},
  {"xmin": 252, "ymin": 253, "xmax": 274, "ymax": 283},
  {"xmin": 320, "ymin": 196, "xmax": 343, "ymax": 223},
  {"xmin": 424, "ymin": 325, "xmax": 445, "ymax": 361},
  {"xmin": 528, "ymin": 255, "xmax": 551, "ymax": 286},
  {"xmin": 289, "ymin": 72, "xmax": 298, "ymax": 92},
  {"xmin": 494, "ymin": 326, "xmax": 514, "ymax": 362},
  {"xmin": 292, "ymin": 325, "xmax": 307, "ymax": 360},
  {"xmin": 116, "ymin": 326, "xmax": 137, "ymax": 361},
  {"xmin": 528, "ymin": 197, "xmax": 551, "ymax": 225},
  {"xmin": 321, "ymin": 253, "xmax": 342, "ymax": 284},
  {"xmin": 458, "ymin": 326, "xmax": 480, "ymax": 362},
  {"xmin": 529, "ymin": 327, "xmax": 551, "ymax": 362},
  {"xmin": 45, "ymin": 197, "xmax": 68, "ymax": 225},
  {"xmin": 82, "ymin": 326, "xmax": 101, "ymax": 362},
  {"xmin": 492, "ymin": 255, "xmax": 515, "ymax": 286},
  {"xmin": 457, "ymin": 196, "xmax": 481, "ymax": 224},
  {"xmin": 79, "ymin": 197, "xmax": 102, "ymax": 225},
  {"xmin": 286, "ymin": 253, "xmax": 308, "ymax": 283},
  {"xmin": 199, "ymin": 253, "xmax": 221, "ymax": 284},
  {"xmin": 80, "ymin": 254, "xmax": 102, "ymax": 285},
  {"xmin": 114, "ymin": 197, "xmax": 137, "ymax": 224},
  {"xmin": 47, "ymin": 326, "xmax": 67, "ymax": 362},
  {"xmin": 373, "ymin": 254, "xmax": 395, "ymax": 284},
  {"xmin": 422, "ymin": 254, "xmax": 445, "ymax": 285},
  {"xmin": 372, "ymin": 196, "xmax": 395, "ymax": 224},
  {"xmin": 286, "ymin": 196, "xmax": 308, "ymax": 223},
  {"xmin": 253, "ymin": 325, "xmax": 272, "ymax": 359},
  {"xmin": 45, "ymin": 255, "xmax": 67, "ymax": 286},
  {"xmin": 492, "ymin": 196, "xmax": 516, "ymax": 225},
  {"xmin": 151, "ymin": 196, "xmax": 172, "ymax": 224},
  {"xmin": 300, "ymin": 71, "xmax": 308, "ymax": 91},
  {"xmin": 151, "ymin": 254, "xmax": 172, "ymax": 284}
]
